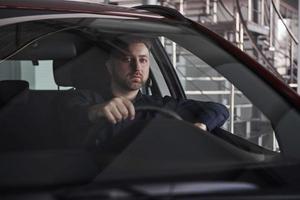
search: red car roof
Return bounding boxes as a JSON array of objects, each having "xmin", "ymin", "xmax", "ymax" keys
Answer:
[{"xmin": 0, "ymin": 0, "xmax": 163, "ymax": 19}]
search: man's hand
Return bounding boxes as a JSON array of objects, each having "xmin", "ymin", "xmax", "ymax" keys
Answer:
[
  {"xmin": 194, "ymin": 122, "xmax": 207, "ymax": 131},
  {"xmin": 88, "ymin": 97, "xmax": 135, "ymax": 124}
]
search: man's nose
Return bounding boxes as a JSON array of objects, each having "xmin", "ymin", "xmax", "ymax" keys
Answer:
[{"xmin": 131, "ymin": 59, "xmax": 142, "ymax": 70}]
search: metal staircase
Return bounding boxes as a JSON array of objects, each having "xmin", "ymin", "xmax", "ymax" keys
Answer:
[{"xmin": 180, "ymin": 0, "xmax": 298, "ymax": 85}]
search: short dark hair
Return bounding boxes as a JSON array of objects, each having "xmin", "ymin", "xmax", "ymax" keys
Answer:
[{"xmin": 108, "ymin": 36, "xmax": 152, "ymax": 58}]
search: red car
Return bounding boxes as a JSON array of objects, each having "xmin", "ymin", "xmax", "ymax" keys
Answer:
[{"xmin": 0, "ymin": 0, "xmax": 300, "ymax": 199}]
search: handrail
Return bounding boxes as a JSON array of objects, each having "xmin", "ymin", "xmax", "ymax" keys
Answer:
[
  {"xmin": 175, "ymin": 66, "xmax": 214, "ymax": 101},
  {"xmin": 159, "ymin": 0, "xmax": 176, "ymax": 8},
  {"xmin": 235, "ymin": 0, "xmax": 283, "ymax": 79},
  {"xmin": 218, "ymin": 0, "xmax": 234, "ymax": 19},
  {"xmin": 218, "ymin": 0, "xmax": 285, "ymax": 80},
  {"xmin": 177, "ymin": 49, "xmax": 243, "ymax": 98},
  {"xmin": 263, "ymin": 0, "xmax": 270, "ymax": 26},
  {"xmin": 271, "ymin": 0, "xmax": 298, "ymax": 45}
]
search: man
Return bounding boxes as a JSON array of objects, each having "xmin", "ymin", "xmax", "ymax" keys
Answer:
[{"xmin": 65, "ymin": 37, "xmax": 229, "ymax": 145}]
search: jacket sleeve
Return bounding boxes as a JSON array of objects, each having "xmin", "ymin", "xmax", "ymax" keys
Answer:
[
  {"xmin": 193, "ymin": 101, "xmax": 229, "ymax": 131},
  {"xmin": 62, "ymin": 89, "xmax": 105, "ymax": 128},
  {"xmin": 166, "ymin": 97, "xmax": 229, "ymax": 131}
]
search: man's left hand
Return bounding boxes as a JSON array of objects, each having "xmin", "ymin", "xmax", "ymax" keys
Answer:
[{"xmin": 194, "ymin": 123, "xmax": 207, "ymax": 131}]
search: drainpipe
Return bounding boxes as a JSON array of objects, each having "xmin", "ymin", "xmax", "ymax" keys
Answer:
[
  {"xmin": 172, "ymin": 42, "xmax": 177, "ymax": 68},
  {"xmin": 269, "ymin": 0, "xmax": 274, "ymax": 50},
  {"xmin": 212, "ymin": 0, "xmax": 217, "ymax": 23},
  {"xmin": 290, "ymin": 39, "xmax": 294, "ymax": 83},
  {"xmin": 179, "ymin": 0, "xmax": 184, "ymax": 14},
  {"xmin": 171, "ymin": 0, "xmax": 185, "ymax": 69},
  {"xmin": 206, "ymin": 0, "xmax": 210, "ymax": 15},
  {"xmin": 261, "ymin": 0, "xmax": 265, "ymax": 26},
  {"xmin": 248, "ymin": 0, "xmax": 252, "ymax": 21}
]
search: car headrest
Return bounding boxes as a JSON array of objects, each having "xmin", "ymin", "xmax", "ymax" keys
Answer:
[
  {"xmin": 0, "ymin": 80, "xmax": 30, "ymax": 107},
  {"xmin": 7, "ymin": 32, "xmax": 89, "ymax": 60},
  {"xmin": 53, "ymin": 47, "xmax": 111, "ymax": 94}
]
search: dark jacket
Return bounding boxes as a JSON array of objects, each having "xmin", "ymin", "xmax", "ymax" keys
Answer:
[{"xmin": 65, "ymin": 89, "xmax": 229, "ymax": 133}]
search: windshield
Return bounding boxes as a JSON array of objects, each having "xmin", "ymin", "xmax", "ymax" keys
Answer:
[{"xmin": 0, "ymin": 14, "xmax": 294, "ymax": 190}]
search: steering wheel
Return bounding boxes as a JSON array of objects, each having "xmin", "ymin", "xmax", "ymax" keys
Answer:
[
  {"xmin": 84, "ymin": 106, "xmax": 182, "ymax": 148},
  {"xmin": 84, "ymin": 106, "xmax": 186, "ymax": 168},
  {"xmin": 135, "ymin": 105, "xmax": 183, "ymax": 120}
]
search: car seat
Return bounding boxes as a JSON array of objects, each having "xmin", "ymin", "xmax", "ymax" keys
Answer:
[
  {"xmin": 0, "ymin": 80, "xmax": 66, "ymax": 151},
  {"xmin": 53, "ymin": 46, "xmax": 112, "ymax": 147}
]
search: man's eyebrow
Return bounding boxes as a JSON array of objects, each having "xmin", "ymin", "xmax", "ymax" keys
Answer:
[
  {"xmin": 138, "ymin": 55, "xmax": 149, "ymax": 57},
  {"xmin": 118, "ymin": 54, "xmax": 149, "ymax": 58}
]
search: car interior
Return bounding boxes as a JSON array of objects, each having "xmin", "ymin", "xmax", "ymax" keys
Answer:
[
  {"xmin": 0, "ymin": 26, "xmax": 279, "ymax": 150},
  {"xmin": 0, "ymin": 20, "xmax": 287, "ymax": 192}
]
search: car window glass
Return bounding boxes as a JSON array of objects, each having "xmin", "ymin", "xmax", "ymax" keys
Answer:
[
  {"xmin": 0, "ymin": 60, "xmax": 72, "ymax": 90},
  {"xmin": 149, "ymin": 53, "xmax": 170, "ymax": 96},
  {"xmin": 163, "ymin": 37, "xmax": 279, "ymax": 152}
]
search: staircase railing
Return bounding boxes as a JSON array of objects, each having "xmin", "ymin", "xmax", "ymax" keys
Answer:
[
  {"xmin": 272, "ymin": 0, "xmax": 298, "ymax": 45},
  {"xmin": 219, "ymin": 0, "xmax": 234, "ymax": 18},
  {"xmin": 235, "ymin": 0, "xmax": 283, "ymax": 78}
]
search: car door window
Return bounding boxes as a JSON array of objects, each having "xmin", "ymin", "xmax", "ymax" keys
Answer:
[
  {"xmin": 149, "ymin": 53, "xmax": 170, "ymax": 96},
  {"xmin": 163, "ymin": 37, "xmax": 279, "ymax": 152},
  {"xmin": 0, "ymin": 60, "xmax": 72, "ymax": 90}
]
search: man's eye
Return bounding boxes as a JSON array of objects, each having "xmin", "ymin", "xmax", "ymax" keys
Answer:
[
  {"xmin": 121, "ymin": 57, "xmax": 132, "ymax": 63},
  {"xmin": 140, "ymin": 58, "xmax": 148, "ymax": 64}
]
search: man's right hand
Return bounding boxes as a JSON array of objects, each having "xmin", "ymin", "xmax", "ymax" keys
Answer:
[{"xmin": 88, "ymin": 97, "xmax": 135, "ymax": 124}]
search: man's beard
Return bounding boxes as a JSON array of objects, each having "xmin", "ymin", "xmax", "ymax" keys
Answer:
[{"xmin": 112, "ymin": 71, "xmax": 147, "ymax": 91}]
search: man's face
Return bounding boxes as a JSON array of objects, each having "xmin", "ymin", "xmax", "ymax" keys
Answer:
[{"xmin": 108, "ymin": 42, "xmax": 150, "ymax": 91}]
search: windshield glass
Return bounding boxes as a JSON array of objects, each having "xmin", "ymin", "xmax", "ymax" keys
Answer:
[
  {"xmin": 0, "ymin": 16, "xmax": 287, "ymax": 187},
  {"xmin": 163, "ymin": 37, "xmax": 279, "ymax": 151}
]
